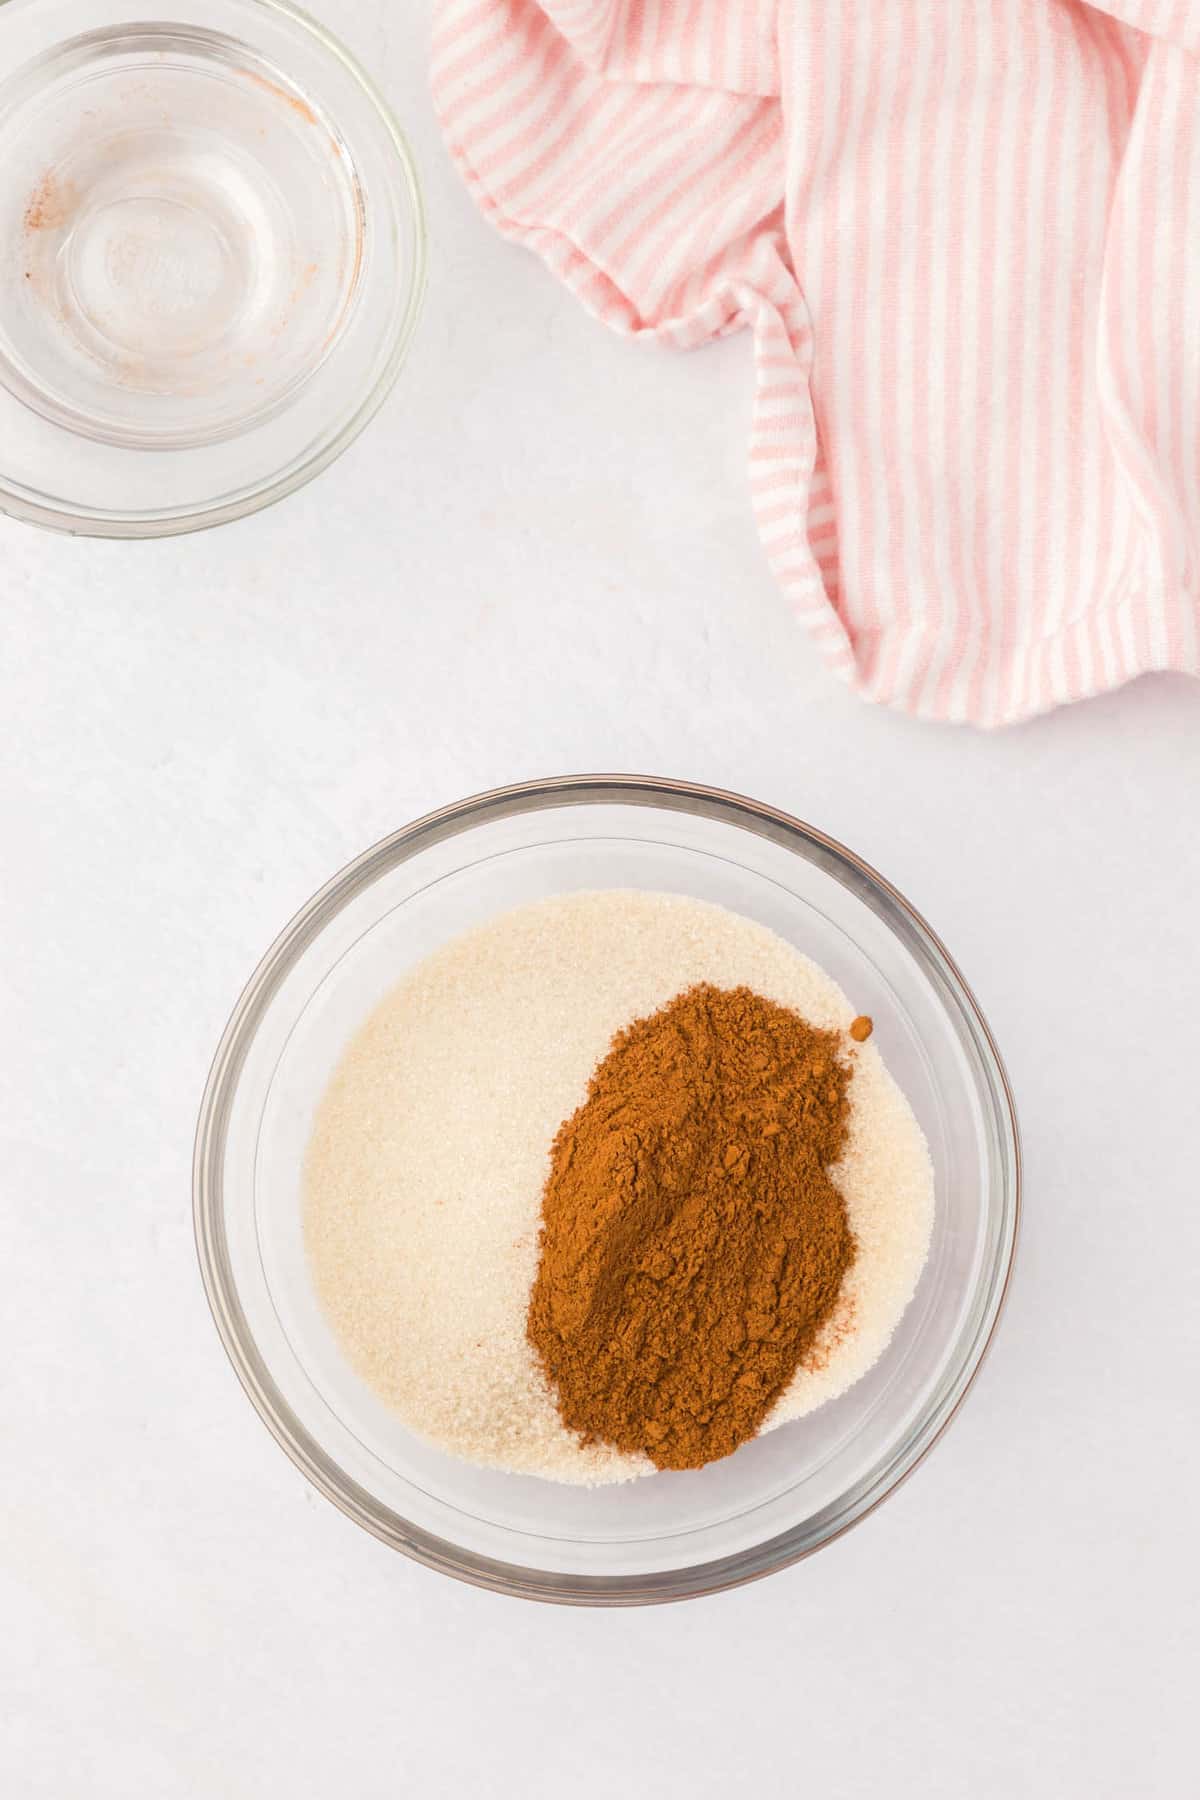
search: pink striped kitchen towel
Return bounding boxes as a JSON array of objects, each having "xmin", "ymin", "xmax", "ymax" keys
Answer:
[{"xmin": 433, "ymin": 0, "xmax": 1200, "ymax": 725}]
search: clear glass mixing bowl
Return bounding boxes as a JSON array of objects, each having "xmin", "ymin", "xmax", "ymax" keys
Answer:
[
  {"xmin": 0, "ymin": 0, "xmax": 424, "ymax": 535},
  {"xmin": 194, "ymin": 778, "xmax": 1020, "ymax": 1604}
]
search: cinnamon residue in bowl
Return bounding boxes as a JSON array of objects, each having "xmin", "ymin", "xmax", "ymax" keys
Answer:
[
  {"xmin": 23, "ymin": 169, "xmax": 78, "ymax": 233},
  {"xmin": 526, "ymin": 983, "xmax": 858, "ymax": 1471}
]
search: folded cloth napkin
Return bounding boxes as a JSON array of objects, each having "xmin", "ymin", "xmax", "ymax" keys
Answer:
[{"xmin": 433, "ymin": 0, "xmax": 1200, "ymax": 725}]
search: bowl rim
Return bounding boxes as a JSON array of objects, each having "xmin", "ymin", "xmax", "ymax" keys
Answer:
[
  {"xmin": 0, "ymin": 0, "xmax": 427, "ymax": 539},
  {"xmin": 193, "ymin": 774, "xmax": 1021, "ymax": 1605}
]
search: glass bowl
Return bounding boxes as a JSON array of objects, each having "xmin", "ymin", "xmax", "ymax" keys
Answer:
[
  {"xmin": 0, "ymin": 0, "xmax": 424, "ymax": 536},
  {"xmin": 194, "ymin": 777, "xmax": 1020, "ymax": 1605}
]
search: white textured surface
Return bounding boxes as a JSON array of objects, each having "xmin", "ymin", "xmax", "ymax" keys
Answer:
[{"xmin": 2, "ymin": 2, "xmax": 1200, "ymax": 1794}]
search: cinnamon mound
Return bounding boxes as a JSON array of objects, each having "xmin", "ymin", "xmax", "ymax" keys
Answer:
[{"xmin": 527, "ymin": 983, "xmax": 856, "ymax": 1472}]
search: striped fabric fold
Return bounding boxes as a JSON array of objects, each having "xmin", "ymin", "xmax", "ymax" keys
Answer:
[
  {"xmin": 433, "ymin": 0, "xmax": 1200, "ymax": 725},
  {"xmin": 1098, "ymin": 0, "xmax": 1200, "ymax": 52}
]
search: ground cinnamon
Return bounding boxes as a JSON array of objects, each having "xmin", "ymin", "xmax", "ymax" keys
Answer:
[{"xmin": 527, "ymin": 983, "xmax": 857, "ymax": 1472}]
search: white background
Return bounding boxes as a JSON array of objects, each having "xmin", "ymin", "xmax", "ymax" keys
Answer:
[{"xmin": 4, "ymin": 4, "xmax": 1200, "ymax": 1794}]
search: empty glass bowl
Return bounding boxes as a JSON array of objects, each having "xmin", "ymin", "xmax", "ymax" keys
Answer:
[
  {"xmin": 0, "ymin": 0, "xmax": 424, "ymax": 535},
  {"xmin": 194, "ymin": 777, "xmax": 1020, "ymax": 1604}
]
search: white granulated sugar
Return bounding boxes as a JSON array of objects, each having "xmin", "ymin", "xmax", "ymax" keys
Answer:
[{"xmin": 304, "ymin": 891, "xmax": 935, "ymax": 1486}]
